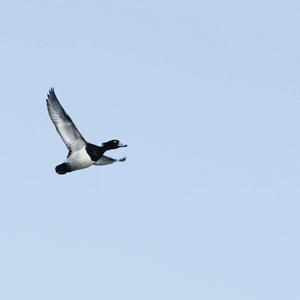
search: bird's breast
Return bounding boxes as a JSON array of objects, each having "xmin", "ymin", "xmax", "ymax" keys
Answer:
[{"xmin": 85, "ymin": 144, "xmax": 105, "ymax": 161}]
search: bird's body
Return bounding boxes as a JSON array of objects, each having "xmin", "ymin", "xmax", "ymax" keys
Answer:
[
  {"xmin": 67, "ymin": 147, "xmax": 95, "ymax": 170},
  {"xmin": 46, "ymin": 88, "xmax": 127, "ymax": 174}
]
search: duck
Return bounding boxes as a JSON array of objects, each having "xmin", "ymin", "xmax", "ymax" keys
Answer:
[{"xmin": 46, "ymin": 88, "xmax": 127, "ymax": 174}]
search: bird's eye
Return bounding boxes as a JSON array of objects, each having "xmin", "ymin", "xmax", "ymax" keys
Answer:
[{"xmin": 114, "ymin": 140, "xmax": 117, "ymax": 143}]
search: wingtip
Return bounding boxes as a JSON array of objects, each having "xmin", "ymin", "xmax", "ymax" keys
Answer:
[
  {"xmin": 49, "ymin": 87, "xmax": 55, "ymax": 94},
  {"xmin": 47, "ymin": 87, "xmax": 57, "ymax": 102}
]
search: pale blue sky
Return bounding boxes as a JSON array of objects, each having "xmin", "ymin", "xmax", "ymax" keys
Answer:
[{"xmin": 0, "ymin": 1, "xmax": 300, "ymax": 299}]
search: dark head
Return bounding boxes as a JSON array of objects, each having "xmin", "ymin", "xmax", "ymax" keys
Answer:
[{"xmin": 102, "ymin": 139, "xmax": 127, "ymax": 150}]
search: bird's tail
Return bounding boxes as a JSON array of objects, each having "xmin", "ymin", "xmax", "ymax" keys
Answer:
[{"xmin": 55, "ymin": 163, "xmax": 70, "ymax": 175}]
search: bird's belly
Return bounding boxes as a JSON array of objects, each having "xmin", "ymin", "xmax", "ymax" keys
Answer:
[{"xmin": 66, "ymin": 149, "xmax": 94, "ymax": 170}]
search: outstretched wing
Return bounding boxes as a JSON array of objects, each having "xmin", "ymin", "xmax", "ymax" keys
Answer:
[
  {"xmin": 47, "ymin": 88, "xmax": 87, "ymax": 153},
  {"xmin": 94, "ymin": 155, "xmax": 126, "ymax": 166}
]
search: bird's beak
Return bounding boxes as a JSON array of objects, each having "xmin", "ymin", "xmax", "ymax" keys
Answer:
[{"xmin": 118, "ymin": 142, "xmax": 127, "ymax": 147}]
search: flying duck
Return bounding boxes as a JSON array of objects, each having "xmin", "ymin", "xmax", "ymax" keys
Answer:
[{"xmin": 46, "ymin": 88, "xmax": 127, "ymax": 174}]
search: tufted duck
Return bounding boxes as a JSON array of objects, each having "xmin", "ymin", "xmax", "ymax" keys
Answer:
[{"xmin": 46, "ymin": 88, "xmax": 127, "ymax": 174}]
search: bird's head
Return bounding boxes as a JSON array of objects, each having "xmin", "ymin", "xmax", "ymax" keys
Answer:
[{"xmin": 102, "ymin": 139, "xmax": 127, "ymax": 150}]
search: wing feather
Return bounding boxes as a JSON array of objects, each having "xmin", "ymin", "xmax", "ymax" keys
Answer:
[
  {"xmin": 94, "ymin": 156, "xmax": 126, "ymax": 165},
  {"xmin": 46, "ymin": 88, "xmax": 87, "ymax": 153}
]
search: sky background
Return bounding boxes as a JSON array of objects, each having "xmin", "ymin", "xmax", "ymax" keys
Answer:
[{"xmin": 0, "ymin": 0, "xmax": 300, "ymax": 299}]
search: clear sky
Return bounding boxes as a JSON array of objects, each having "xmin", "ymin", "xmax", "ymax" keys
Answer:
[{"xmin": 0, "ymin": 0, "xmax": 299, "ymax": 299}]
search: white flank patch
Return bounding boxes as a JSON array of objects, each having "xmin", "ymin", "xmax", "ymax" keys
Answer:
[{"xmin": 66, "ymin": 148, "xmax": 94, "ymax": 170}]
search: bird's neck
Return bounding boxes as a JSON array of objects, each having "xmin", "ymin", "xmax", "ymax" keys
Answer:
[{"xmin": 101, "ymin": 144, "xmax": 110, "ymax": 152}]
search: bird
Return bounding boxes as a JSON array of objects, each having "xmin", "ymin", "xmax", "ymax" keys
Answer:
[{"xmin": 46, "ymin": 88, "xmax": 127, "ymax": 175}]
